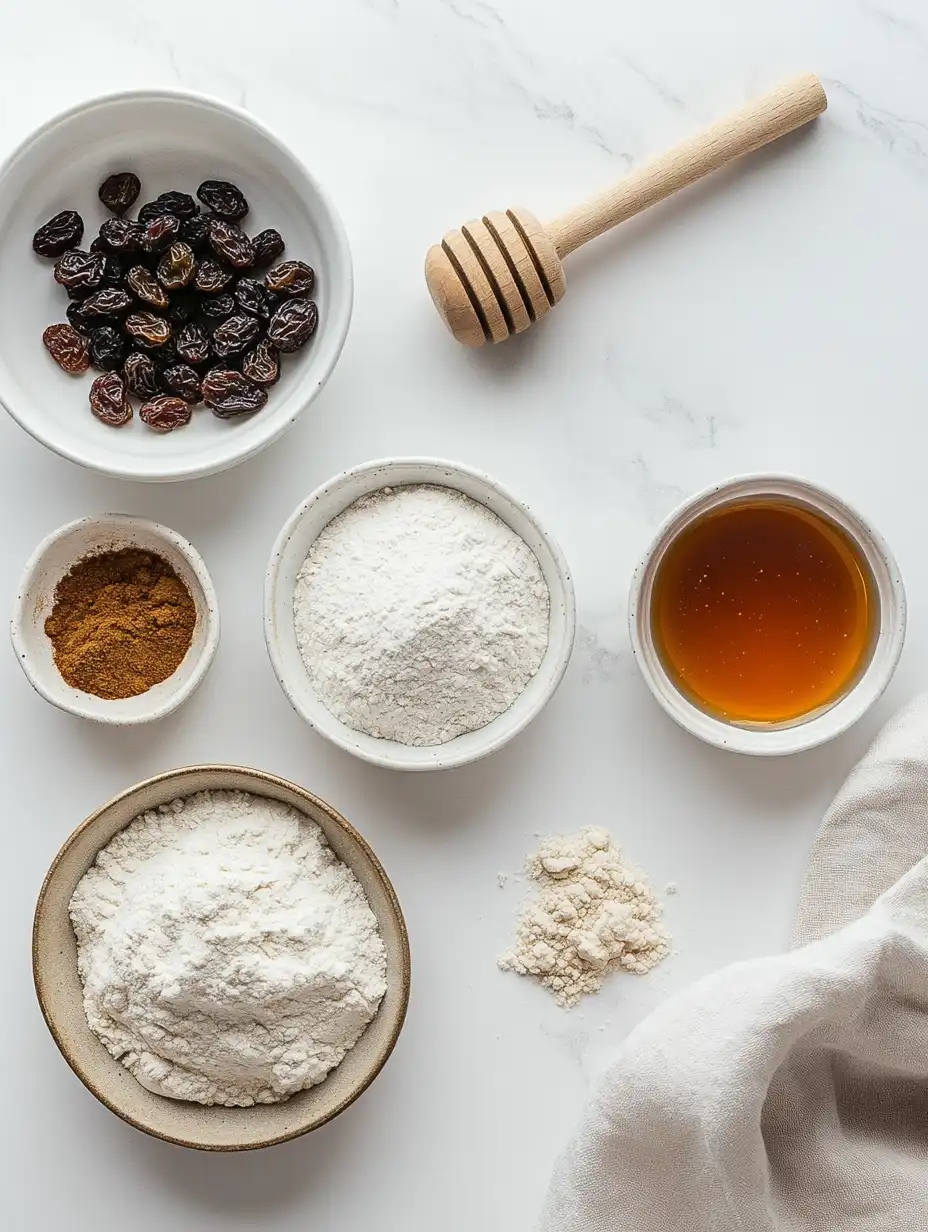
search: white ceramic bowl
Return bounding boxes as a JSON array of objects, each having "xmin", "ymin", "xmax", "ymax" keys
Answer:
[
  {"xmin": 0, "ymin": 90, "xmax": 352, "ymax": 481},
  {"xmin": 265, "ymin": 458, "xmax": 577, "ymax": 770},
  {"xmin": 11, "ymin": 514, "xmax": 219, "ymax": 724},
  {"xmin": 628, "ymin": 474, "xmax": 906, "ymax": 755}
]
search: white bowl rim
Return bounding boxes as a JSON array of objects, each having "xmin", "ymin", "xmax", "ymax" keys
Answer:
[
  {"xmin": 628, "ymin": 472, "xmax": 907, "ymax": 756},
  {"xmin": 0, "ymin": 87, "xmax": 353, "ymax": 482},
  {"xmin": 11, "ymin": 513, "xmax": 220, "ymax": 724},
  {"xmin": 264, "ymin": 456, "xmax": 577, "ymax": 770}
]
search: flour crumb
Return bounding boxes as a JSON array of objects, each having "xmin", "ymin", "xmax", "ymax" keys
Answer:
[
  {"xmin": 498, "ymin": 828, "xmax": 670, "ymax": 1007},
  {"xmin": 497, "ymin": 872, "xmax": 508, "ymax": 888},
  {"xmin": 666, "ymin": 881, "xmax": 678, "ymax": 895}
]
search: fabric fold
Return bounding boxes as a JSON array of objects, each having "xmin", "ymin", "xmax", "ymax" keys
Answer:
[{"xmin": 541, "ymin": 697, "xmax": 928, "ymax": 1231}]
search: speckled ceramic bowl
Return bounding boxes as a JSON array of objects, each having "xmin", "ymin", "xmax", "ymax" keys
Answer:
[
  {"xmin": 32, "ymin": 765, "xmax": 410, "ymax": 1151},
  {"xmin": 628, "ymin": 474, "xmax": 906, "ymax": 755},
  {"xmin": 264, "ymin": 457, "xmax": 577, "ymax": 770},
  {"xmin": 11, "ymin": 514, "xmax": 219, "ymax": 724}
]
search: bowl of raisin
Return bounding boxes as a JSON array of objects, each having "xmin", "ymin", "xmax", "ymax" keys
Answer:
[{"xmin": 0, "ymin": 90, "xmax": 352, "ymax": 481}]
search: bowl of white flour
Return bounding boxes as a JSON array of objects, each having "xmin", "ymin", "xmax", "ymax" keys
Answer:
[
  {"xmin": 264, "ymin": 458, "xmax": 576, "ymax": 770},
  {"xmin": 33, "ymin": 765, "xmax": 410, "ymax": 1150}
]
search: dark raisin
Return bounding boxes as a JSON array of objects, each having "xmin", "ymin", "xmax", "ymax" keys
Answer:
[
  {"xmin": 234, "ymin": 277, "xmax": 272, "ymax": 319},
  {"xmin": 154, "ymin": 337, "xmax": 179, "ymax": 368},
  {"xmin": 167, "ymin": 288, "xmax": 200, "ymax": 326},
  {"xmin": 135, "ymin": 246, "xmax": 162, "ymax": 272},
  {"xmin": 251, "ymin": 228, "xmax": 285, "ymax": 268},
  {"xmin": 267, "ymin": 299, "xmax": 318, "ymax": 352},
  {"xmin": 89, "ymin": 326, "xmax": 128, "ymax": 372},
  {"xmin": 43, "ymin": 324, "xmax": 90, "ymax": 374},
  {"xmin": 90, "ymin": 236, "xmax": 107, "ymax": 254},
  {"xmin": 265, "ymin": 260, "xmax": 315, "ymax": 297},
  {"xmin": 199, "ymin": 292, "xmax": 235, "ymax": 323},
  {"xmin": 98, "ymin": 217, "xmax": 143, "ymax": 254},
  {"xmin": 196, "ymin": 179, "xmax": 249, "ymax": 221},
  {"xmin": 161, "ymin": 363, "xmax": 202, "ymax": 403},
  {"xmin": 33, "ymin": 210, "xmax": 84, "ymax": 257},
  {"xmin": 157, "ymin": 242, "xmax": 195, "ymax": 290},
  {"xmin": 89, "ymin": 372, "xmax": 132, "ymax": 426},
  {"xmin": 66, "ymin": 302, "xmax": 91, "ymax": 334},
  {"xmin": 140, "ymin": 214, "xmax": 181, "ymax": 254},
  {"xmin": 140, "ymin": 395, "xmax": 192, "ymax": 432},
  {"xmin": 98, "ymin": 172, "xmax": 141, "ymax": 216},
  {"xmin": 138, "ymin": 191, "xmax": 198, "ymax": 222},
  {"xmin": 54, "ymin": 249, "xmax": 106, "ymax": 291},
  {"xmin": 66, "ymin": 252, "xmax": 120, "ymax": 293},
  {"xmin": 99, "ymin": 255, "xmax": 126, "ymax": 288},
  {"xmin": 202, "ymin": 368, "xmax": 269, "ymax": 417},
  {"xmin": 211, "ymin": 313, "xmax": 260, "ymax": 358},
  {"xmin": 208, "ymin": 219, "xmax": 255, "ymax": 269},
  {"xmin": 181, "ymin": 213, "xmax": 211, "ymax": 252},
  {"xmin": 175, "ymin": 322, "xmax": 211, "ymax": 366},
  {"xmin": 123, "ymin": 351, "xmax": 161, "ymax": 398},
  {"xmin": 242, "ymin": 339, "xmax": 280, "ymax": 386},
  {"xmin": 126, "ymin": 264, "xmax": 170, "ymax": 309},
  {"xmin": 194, "ymin": 258, "xmax": 234, "ymax": 294},
  {"xmin": 136, "ymin": 201, "xmax": 167, "ymax": 225},
  {"xmin": 125, "ymin": 312, "xmax": 171, "ymax": 349},
  {"xmin": 77, "ymin": 288, "xmax": 133, "ymax": 320}
]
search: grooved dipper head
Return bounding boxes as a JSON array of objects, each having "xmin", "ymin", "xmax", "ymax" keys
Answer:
[{"xmin": 425, "ymin": 207, "xmax": 565, "ymax": 347}]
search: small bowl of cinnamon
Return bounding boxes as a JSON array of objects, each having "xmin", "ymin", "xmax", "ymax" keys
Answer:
[{"xmin": 11, "ymin": 514, "xmax": 219, "ymax": 724}]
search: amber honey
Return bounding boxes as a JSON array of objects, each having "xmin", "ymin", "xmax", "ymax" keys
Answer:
[{"xmin": 651, "ymin": 500, "xmax": 877, "ymax": 725}]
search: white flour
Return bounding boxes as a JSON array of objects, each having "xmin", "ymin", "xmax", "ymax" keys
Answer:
[
  {"xmin": 293, "ymin": 485, "xmax": 550, "ymax": 746},
  {"xmin": 499, "ymin": 828, "xmax": 670, "ymax": 1007},
  {"xmin": 69, "ymin": 791, "xmax": 387, "ymax": 1107}
]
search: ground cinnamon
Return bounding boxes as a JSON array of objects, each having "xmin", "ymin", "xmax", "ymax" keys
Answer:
[{"xmin": 45, "ymin": 548, "xmax": 196, "ymax": 700}]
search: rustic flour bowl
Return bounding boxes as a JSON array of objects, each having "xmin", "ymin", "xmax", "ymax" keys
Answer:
[
  {"xmin": 33, "ymin": 765, "xmax": 410, "ymax": 1151},
  {"xmin": 11, "ymin": 514, "xmax": 219, "ymax": 724}
]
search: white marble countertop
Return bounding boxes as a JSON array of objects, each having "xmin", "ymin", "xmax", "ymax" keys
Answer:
[{"xmin": 3, "ymin": 1, "xmax": 927, "ymax": 1227}]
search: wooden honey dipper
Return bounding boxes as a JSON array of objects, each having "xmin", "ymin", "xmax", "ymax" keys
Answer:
[{"xmin": 425, "ymin": 73, "xmax": 826, "ymax": 347}]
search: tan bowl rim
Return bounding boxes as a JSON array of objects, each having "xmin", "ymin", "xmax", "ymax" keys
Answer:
[{"xmin": 33, "ymin": 764, "xmax": 411, "ymax": 1151}]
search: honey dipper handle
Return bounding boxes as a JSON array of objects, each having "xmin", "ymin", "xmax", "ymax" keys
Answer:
[{"xmin": 546, "ymin": 73, "xmax": 827, "ymax": 258}]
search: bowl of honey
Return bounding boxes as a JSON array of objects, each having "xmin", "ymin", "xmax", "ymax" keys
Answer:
[{"xmin": 629, "ymin": 475, "xmax": 906, "ymax": 754}]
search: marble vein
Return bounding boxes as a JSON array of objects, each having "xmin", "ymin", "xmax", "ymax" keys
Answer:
[
  {"xmin": 517, "ymin": 86, "xmax": 618, "ymax": 157},
  {"xmin": 429, "ymin": 0, "xmax": 623, "ymax": 156},
  {"xmin": 859, "ymin": 1, "xmax": 928, "ymax": 50},
  {"xmin": 617, "ymin": 456, "xmax": 687, "ymax": 527},
  {"xmin": 443, "ymin": 0, "xmax": 506, "ymax": 32},
  {"xmin": 614, "ymin": 53, "xmax": 686, "ymax": 113},
  {"xmin": 641, "ymin": 395, "xmax": 722, "ymax": 450},
  {"xmin": 828, "ymin": 78, "xmax": 928, "ymax": 166}
]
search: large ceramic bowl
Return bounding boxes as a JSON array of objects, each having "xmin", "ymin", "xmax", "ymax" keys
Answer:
[
  {"xmin": 0, "ymin": 90, "xmax": 352, "ymax": 481},
  {"xmin": 265, "ymin": 458, "xmax": 577, "ymax": 770},
  {"xmin": 33, "ymin": 766, "xmax": 410, "ymax": 1151}
]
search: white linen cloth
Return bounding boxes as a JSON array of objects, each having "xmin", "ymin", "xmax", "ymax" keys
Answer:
[{"xmin": 540, "ymin": 695, "xmax": 928, "ymax": 1230}]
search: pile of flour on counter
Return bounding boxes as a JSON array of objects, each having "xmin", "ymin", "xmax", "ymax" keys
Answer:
[
  {"xmin": 499, "ymin": 828, "xmax": 670, "ymax": 1007},
  {"xmin": 292, "ymin": 485, "xmax": 550, "ymax": 746},
  {"xmin": 69, "ymin": 791, "xmax": 387, "ymax": 1107}
]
